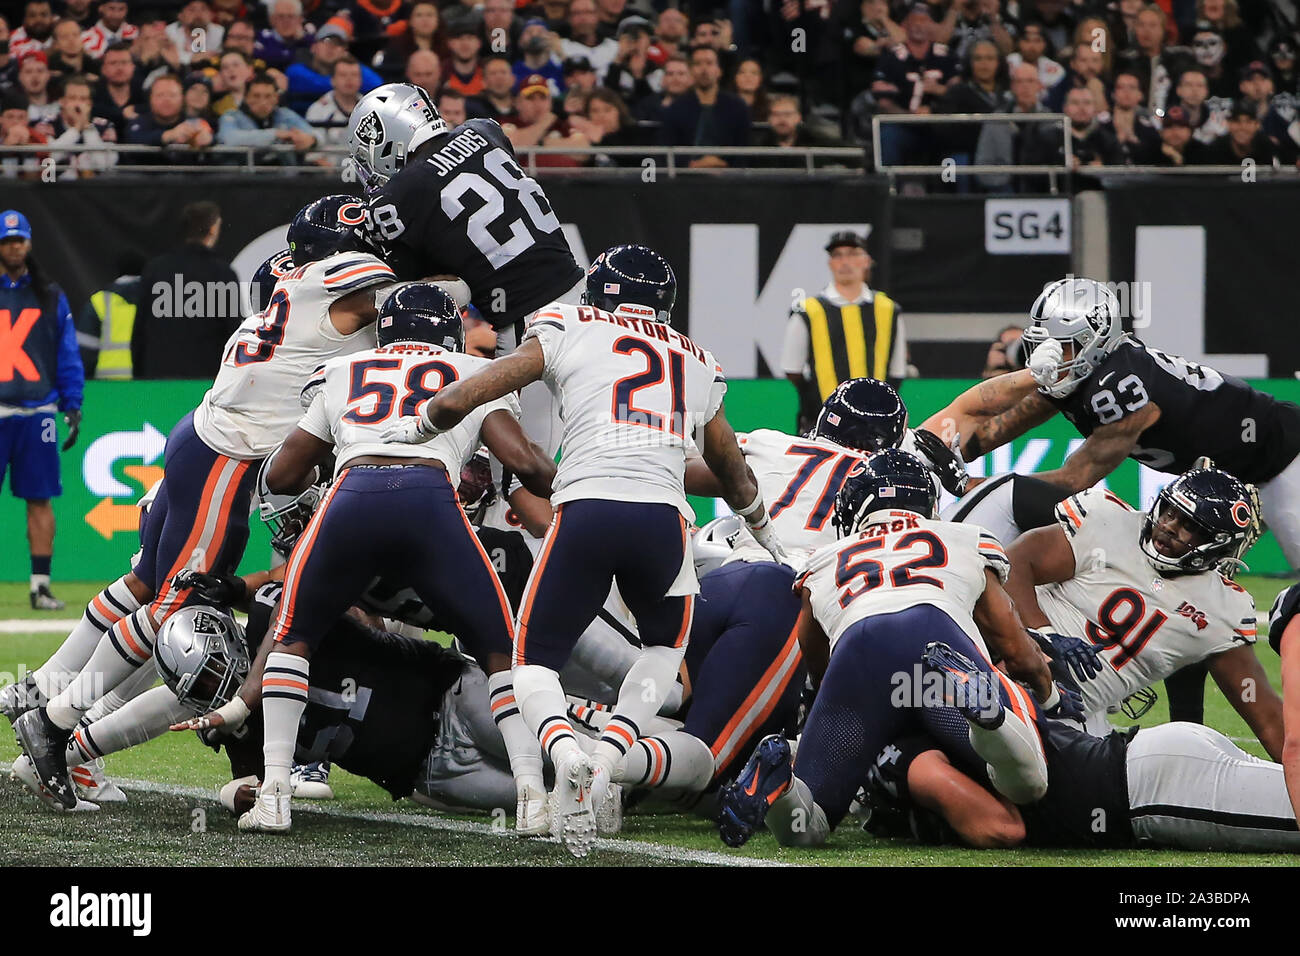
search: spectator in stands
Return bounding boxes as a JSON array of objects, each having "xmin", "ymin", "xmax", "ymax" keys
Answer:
[
  {"xmin": 1064, "ymin": 84, "xmax": 1121, "ymax": 167},
  {"xmin": 286, "ymin": 23, "xmax": 381, "ymax": 114},
  {"xmin": 535, "ymin": 0, "xmax": 570, "ymax": 34},
  {"xmin": 134, "ymin": 201, "xmax": 241, "ymax": 380},
  {"xmin": 1189, "ymin": 26, "xmax": 1239, "ymax": 98},
  {"xmin": 730, "ymin": 56, "xmax": 769, "ymax": 123},
  {"xmin": 1046, "ymin": 38, "xmax": 1111, "ymax": 112},
  {"xmin": 47, "ymin": 18, "xmax": 98, "ymax": 80},
  {"xmin": 1116, "ymin": 4, "xmax": 1176, "ymax": 110},
  {"xmin": 689, "ymin": 16, "xmax": 734, "ymax": 76},
  {"xmin": 91, "ymin": 42, "xmax": 142, "ymax": 137},
  {"xmin": 659, "ymin": 44, "xmax": 750, "ymax": 167},
  {"xmin": 183, "ymin": 75, "xmax": 219, "ymax": 126},
  {"xmin": 783, "ymin": 230, "xmax": 907, "ymax": 434},
  {"xmin": 1268, "ymin": 35, "xmax": 1297, "ymax": 95},
  {"xmin": 1193, "ymin": 96, "xmax": 1277, "ymax": 164},
  {"xmin": 1171, "ymin": 67, "xmax": 1228, "ymax": 143},
  {"xmin": 83, "ymin": 1, "xmax": 139, "ymax": 59},
  {"xmin": 563, "ymin": 55, "xmax": 598, "ymax": 94},
  {"xmin": 48, "ymin": 74, "xmax": 118, "ymax": 176},
  {"xmin": 1108, "ymin": 69, "xmax": 1161, "ymax": 163},
  {"xmin": 1, "ymin": 91, "xmax": 46, "ymax": 179},
  {"xmin": 752, "ymin": 93, "xmax": 844, "ymax": 153},
  {"xmin": 469, "ymin": 54, "xmax": 517, "ymax": 120},
  {"xmin": 306, "ymin": 55, "xmax": 360, "ymax": 160},
  {"xmin": 437, "ymin": 87, "xmax": 468, "ymax": 127},
  {"xmin": 133, "ymin": 20, "xmax": 184, "ymax": 79},
  {"xmin": 373, "ymin": 1, "xmax": 445, "ymax": 81},
  {"xmin": 222, "ymin": 18, "xmax": 257, "ymax": 58},
  {"xmin": 1197, "ymin": 0, "xmax": 1260, "ymax": 77},
  {"xmin": 0, "ymin": 17, "xmax": 16, "ymax": 90},
  {"xmin": 651, "ymin": 7, "xmax": 689, "ymax": 64},
  {"xmin": 981, "ymin": 324, "xmax": 1024, "ymax": 378},
  {"xmin": 1024, "ymin": 0, "xmax": 1075, "ymax": 54},
  {"xmin": 1154, "ymin": 103, "xmax": 1200, "ymax": 164},
  {"xmin": 1005, "ymin": 21, "xmax": 1064, "ymax": 98},
  {"xmin": 483, "ymin": 0, "xmax": 521, "ymax": 59},
  {"xmin": 125, "ymin": 72, "xmax": 212, "ymax": 161},
  {"xmin": 572, "ymin": 85, "xmax": 642, "ymax": 165},
  {"xmin": 63, "ymin": 0, "xmax": 95, "ymax": 31},
  {"xmin": 10, "ymin": 1, "xmax": 55, "ymax": 61},
  {"xmin": 213, "ymin": 49, "xmax": 254, "ymax": 114},
  {"xmin": 514, "ymin": 17, "xmax": 563, "ymax": 94},
  {"xmin": 871, "ymin": 3, "xmax": 959, "ymax": 167},
  {"xmin": 604, "ymin": 16, "xmax": 662, "ymax": 112},
  {"xmin": 844, "ymin": 0, "xmax": 906, "ymax": 99},
  {"xmin": 18, "ymin": 53, "xmax": 58, "ymax": 128},
  {"xmin": 217, "ymin": 71, "xmax": 316, "ymax": 163},
  {"xmin": 443, "ymin": 23, "xmax": 485, "ymax": 97},
  {"xmin": 1072, "ymin": 16, "xmax": 1116, "ymax": 83},
  {"xmin": 256, "ymin": 0, "xmax": 311, "ymax": 71},
  {"xmin": 351, "ymin": 0, "xmax": 409, "ymax": 60},
  {"xmin": 406, "ymin": 50, "xmax": 441, "ymax": 98},
  {"xmin": 936, "ymin": 39, "xmax": 1010, "ymax": 161},
  {"xmin": 1237, "ymin": 60, "xmax": 1273, "ymax": 113},
  {"xmin": 595, "ymin": 0, "xmax": 627, "ymax": 41},
  {"xmin": 501, "ymin": 72, "xmax": 588, "ymax": 164},
  {"xmin": 562, "ymin": 0, "xmax": 618, "ymax": 76},
  {"xmin": 633, "ymin": 51, "xmax": 687, "ymax": 120},
  {"xmin": 974, "ymin": 61, "xmax": 1058, "ymax": 189},
  {"xmin": 168, "ymin": 0, "xmax": 224, "ymax": 65},
  {"xmin": 937, "ymin": 0, "xmax": 1015, "ymax": 60}
]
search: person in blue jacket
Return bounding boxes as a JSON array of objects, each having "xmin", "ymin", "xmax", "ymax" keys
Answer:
[
  {"xmin": 284, "ymin": 24, "xmax": 383, "ymax": 115},
  {"xmin": 0, "ymin": 210, "xmax": 84, "ymax": 611}
]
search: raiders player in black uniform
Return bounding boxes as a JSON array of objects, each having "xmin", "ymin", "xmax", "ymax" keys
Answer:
[
  {"xmin": 1267, "ymin": 583, "xmax": 1300, "ymax": 824},
  {"xmin": 863, "ymin": 714, "xmax": 1300, "ymax": 853}
]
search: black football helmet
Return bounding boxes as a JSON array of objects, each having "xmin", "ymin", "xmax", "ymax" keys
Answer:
[
  {"xmin": 582, "ymin": 244, "xmax": 676, "ymax": 323},
  {"xmin": 251, "ymin": 248, "xmax": 294, "ymax": 313},
  {"xmin": 1139, "ymin": 464, "xmax": 1262, "ymax": 576},
  {"xmin": 377, "ymin": 283, "xmax": 464, "ymax": 351},
  {"xmin": 288, "ymin": 194, "xmax": 367, "ymax": 265},
  {"xmin": 832, "ymin": 448, "xmax": 937, "ymax": 537},
  {"xmin": 810, "ymin": 378, "xmax": 907, "ymax": 454}
]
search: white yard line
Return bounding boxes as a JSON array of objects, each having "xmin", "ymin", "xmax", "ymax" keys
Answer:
[
  {"xmin": 0, "ymin": 619, "xmax": 80, "ymax": 633},
  {"xmin": 117, "ymin": 777, "xmax": 790, "ymax": 868}
]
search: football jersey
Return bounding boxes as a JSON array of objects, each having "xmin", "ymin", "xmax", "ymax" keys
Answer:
[
  {"xmin": 1046, "ymin": 337, "xmax": 1300, "ymax": 484},
  {"xmin": 1267, "ymin": 582, "xmax": 1300, "ymax": 656},
  {"xmin": 193, "ymin": 252, "xmax": 395, "ymax": 460},
  {"xmin": 1033, "ymin": 486, "xmax": 1258, "ymax": 720},
  {"xmin": 297, "ymin": 344, "xmax": 521, "ymax": 476},
  {"xmin": 363, "ymin": 119, "xmax": 583, "ymax": 330},
  {"xmin": 796, "ymin": 509, "xmax": 1010, "ymax": 655},
  {"xmin": 523, "ymin": 302, "xmax": 727, "ymax": 520}
]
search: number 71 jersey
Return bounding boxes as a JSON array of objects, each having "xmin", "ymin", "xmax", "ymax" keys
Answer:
[{"xmin": 796, "ymin": 510, "xmax": 1011, "ymax": 655}]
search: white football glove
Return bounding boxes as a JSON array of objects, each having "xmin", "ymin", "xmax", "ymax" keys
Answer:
[
  {"xmin": 1027, "ymin": 338, "xmax": 1064, "ymax": 389},
  {"xmin": 381, "ymin": 415, "xmax": 439, "ymax": 444},
  {"xmin": 746, "ymin": 515, "xmax": 791, "ymax": 567}
]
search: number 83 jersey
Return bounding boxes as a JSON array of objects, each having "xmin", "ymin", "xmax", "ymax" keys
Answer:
[
  {"xmin": 1034, "ymin": 486, "xmax": 1257, "ymax": 717},
  {"xmin": 1046, "ymin": 336, "xmax": 1300, "ymax": 483},
  {"xmin": 796, "ymin": 510, "xmax": 1012, "ymax": 657}
]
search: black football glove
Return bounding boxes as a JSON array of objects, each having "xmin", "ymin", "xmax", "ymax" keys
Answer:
[
  {"xmin": 62, "ymin": 408, "xmax": 82, "ymax": 452},
  {"xmin": 1045, "ymin": 680, "xmax": 1086, "ymax": 724},
  {"xmin": 1029, "ymin": 629, "xmax": 1103, "ymax": 683},
  {"xmin": 910, "ymin": 427, "xmax": 969, "ymax": 496},
  {"xmin": 172, "ymin": 568, "xmax": 248, "ymax": 607}
]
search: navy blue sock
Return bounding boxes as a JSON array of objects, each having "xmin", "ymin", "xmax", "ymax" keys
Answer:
[{"xmin": 31, "ymin": 555, "xmax": 51, "ymax": 577}]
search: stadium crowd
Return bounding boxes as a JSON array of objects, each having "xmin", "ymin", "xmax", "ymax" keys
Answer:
[{"xmin": 0, "ymin": 0, "xmax": 1295, "ymax": 176}]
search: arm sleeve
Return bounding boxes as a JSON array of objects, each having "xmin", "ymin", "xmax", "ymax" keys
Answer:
[
  {"xmin": 521, "ymin": 312, "xmax": 567, "ymax": 379},
  {"xmin": 704, "ymin": 360, "xmax": 727, "ymax": 425},
  {"xmin": 976, "ymin": 529, "xmax": 1011, "ymax": 584},
  {"xmin": 781, "ymin": 312, "xmax": 809, "ymax": 375},
  {"xmin": 217, "ymin": 114, "xmax": 279, "ymax": 146},
  {"xmin": 54, "ymin": 292, "xmax": 85, "ymax": 411},
  {"xmin": 296, "ymin": 390, "xmax": 333, "ymax": 442}
]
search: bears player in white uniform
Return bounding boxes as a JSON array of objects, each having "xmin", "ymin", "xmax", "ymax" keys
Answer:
[
  {"xmin": 383, "ymin": 244, "xmax": 785, "ymax": 856},
  {"xmin": 1003, "ymin": 465, "xmax": 1284, "ymax": 756},
  {"xmin": 10, "ymin": 195, "xmax": 408, "ymax": 811},
  {"xmin": 716, "ymin": 450, "xmax": 1063, "ymax": 849},
  {"xmin": 229, "ymin": 284, "xmax": 555, "ymax": 833}
]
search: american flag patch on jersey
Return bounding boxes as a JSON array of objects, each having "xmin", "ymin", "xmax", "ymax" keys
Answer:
[
  {"xmin": 604, "ymin": 282, "xmax": 620, "ymax": 294},
  {"xmin": 381, "ymin": 316, "xmax": 393, "ymax": 327},
  {"xmin": 826, "ymin": 412, "xmax": 841, "ymax": 425},
  {"xmin": 879, "ymin": 486, "xmax": 896, "ymax": 497}
]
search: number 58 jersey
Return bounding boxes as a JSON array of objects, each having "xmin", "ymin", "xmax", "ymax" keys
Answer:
[
  {"xmin": 193, "ymin": 252, "xmax": 395, "ymax": 460},
  {"xmin": 796, "ymin": 509, "xmax": 1011, "ymax": 656},
  {"xmin": 523, "ymin": 302, "xmax": 726, "ymax": 520}
]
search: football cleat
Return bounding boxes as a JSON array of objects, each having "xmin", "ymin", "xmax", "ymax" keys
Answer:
[
  {"xmin": 717, "ymin": 734, "xmax": 793, "ymax": 848},
  {"xmin": 921, "ymin": 641, "xmax": 1005, "ymax": 730},
  {"xmin": 238, "ymin": 783, "xmax": 292, "ymax": 833},
  {"xmin": 71, "ymin": 758, "xmax": 128, "ymax": 804},
  {"xmin": 13, "ymin": 709, "xmax": 76, "ymax": 810},
  {"xmin": 290, "ymin": 761, "xmax": 335, "ymax": 800},
  {"xmin": 595, "ymin": 781, "xmax": 623, "ymax": 836},
  {"xmin": 552, "ymin": 751, "xmax": 596, "ymax": 859},
  {"xmin": 0, "ymin": 673, "xmax": 40, "ymax": 724},
  {"xmin": 11, "ymin": 754, "xmax": 98, "ymax": 812},
  {"xmin": 516, "ymin": 781, "xmax": 549, "ymax": 836},
  {"xmin": 30, "ymin": 584, "xmax": 65, "ymax": 611}
]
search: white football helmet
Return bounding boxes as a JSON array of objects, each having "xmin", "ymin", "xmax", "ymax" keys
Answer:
[
  {"xmin": 692, "ymin": 514, "xmax": 747, "ymax": 576},
  {"xmin": 1021, "ymin": 277, "xmax": 1124, "ymax": 398},
  {"xmin": 346, "ymin": 83, "xmax": 448, "ymax": 189}
]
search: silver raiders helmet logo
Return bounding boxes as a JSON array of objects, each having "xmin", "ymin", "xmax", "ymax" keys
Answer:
[{"xmin": 354, "ymin": 111, "xmax": 385, "ymax": 147}]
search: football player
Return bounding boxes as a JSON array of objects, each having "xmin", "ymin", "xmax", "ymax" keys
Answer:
[
  {"xmin": 1266, "ymin": 583, "xmax": 1300, "ymax": 821},
  {"xmin": 232, "ymin": 283, "xmax": 555, "ymax": 835},
  {"xmin": 716, "ymin": 450, "xmax": 1063, "ymax": 849},
  {"xmin": 1003, "ymin": 465, "xmax": 1283, "ymax": 756},
  {"xmin": 383, "ymin": 243, "xmax": 785, "ymax": 857},
  {"xmin": 9, "ymin": 196, "xmax": 402, "ymax": 810}
]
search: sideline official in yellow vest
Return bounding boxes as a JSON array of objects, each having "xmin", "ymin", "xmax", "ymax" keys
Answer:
[
  {"xmin": 782, "ymin": 230, "xmax": 908, "ymax": 432},
  {"xmin": 75, "ymin": 255, "xmax": 143, "ymax": 380}
]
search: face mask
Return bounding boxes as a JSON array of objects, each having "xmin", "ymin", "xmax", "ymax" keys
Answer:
[{"xmin": 1193, "ymin": 35, "xmax": 1225, "ymax": 67}]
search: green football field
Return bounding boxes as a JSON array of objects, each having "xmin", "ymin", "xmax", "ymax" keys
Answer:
[{"xmin": 1, "ymin": 579, "xmax": 1297, "ymax": 868}]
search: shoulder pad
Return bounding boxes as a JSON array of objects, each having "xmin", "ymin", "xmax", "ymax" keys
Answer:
[
  {"xmin": 1269, "ymin": 583, "xmax": 1300, "ymax": 655},
  {"xmin": 315, "ymin": 252, "xmax": 396, "ymax": 293}
]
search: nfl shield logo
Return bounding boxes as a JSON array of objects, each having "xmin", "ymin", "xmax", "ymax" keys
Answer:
[
  {"xmin": 3, "ymin": 214, "xmax": 16, "ymax": 229},
  {"xmin": 604, "ymin": 282, "xmax": 620, "ymax": 294},
  {"xmin": 826, "ymin": 412, "xmax": 841, "ymax": 426}
]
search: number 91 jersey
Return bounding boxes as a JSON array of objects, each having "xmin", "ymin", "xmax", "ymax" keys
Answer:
[
  {"xmin": 796, "ymin": 510, "xmax": 1011, "ymax": 656},
  {"xmin": 362, "ymin": 119, "xmax": 583, "ymax": 331},
  {"xmin": 1034, "ymin": 486, "xmax": 1257, "ymax": 717},
  {"xmin": 1045, "ymin": 337, "xmax": 1300, "ymax": 483}
]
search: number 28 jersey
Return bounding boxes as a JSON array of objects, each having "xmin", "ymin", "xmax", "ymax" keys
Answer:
[
  {"xmin": 1046, "ymin": 337, "xmax": 1300, "ymax": 483},
  {"xmin": 1034, "ymin": 486, "xmax": 1257, "ymax": 716},
  {"xmin": 193, "ymin": 252, "xmax": 395, "ymax": 460},
  {"xmin": 523, "ymin": 302, "xmax": 726, "ymax": 520},
  {"xmin": 298, "ymin": 344, "xmax": 520, "ymax": 477},
  {"xmin": 364, "ymin": 119, "xmax": 583, "ymax": 330},
  {"xmin": 796, "ymin": 510, "xmax": 1011, "ymax": 655}
]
